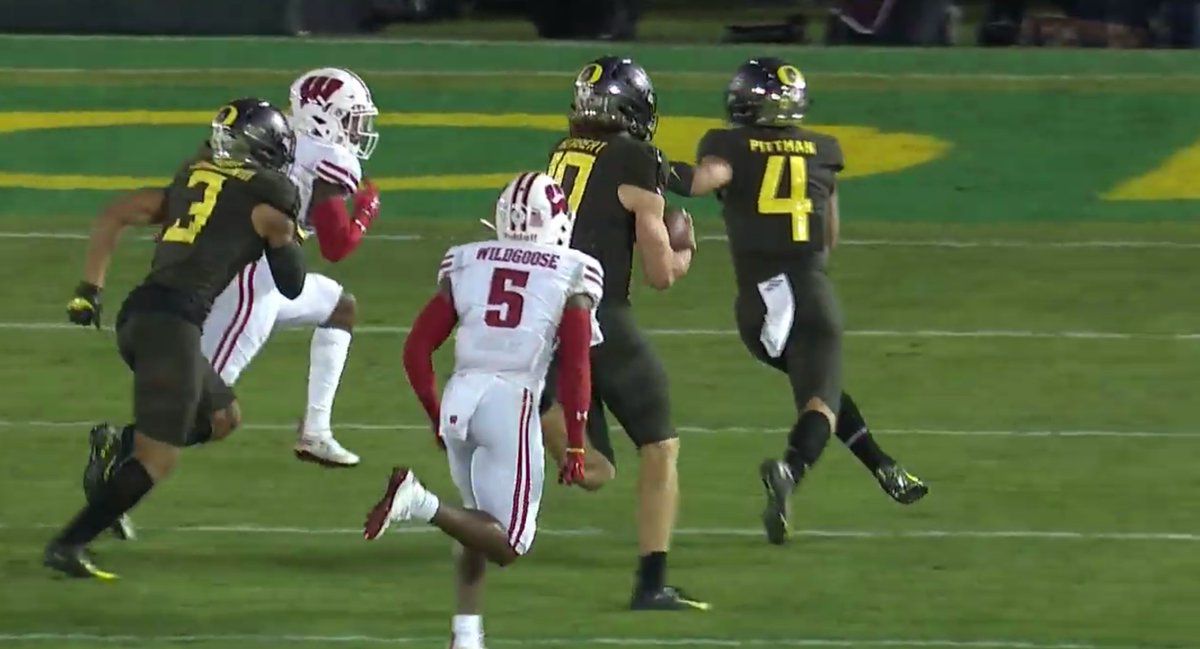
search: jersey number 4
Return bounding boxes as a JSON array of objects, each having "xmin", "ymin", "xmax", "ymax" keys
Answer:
[
  {"xmin": 547, "ymin": 151, "xmax": 595, "ymax": 213},
  {"xmin": 758, "ymin": 155, "xmax": 814, "ymax": 242},
  {"xmin": 162, "ymin": 169, "xmax": 228, "ymax": 244},
  {"xmin": 485, "ymin": 268, "xmax": 529, "ymax": 329}
]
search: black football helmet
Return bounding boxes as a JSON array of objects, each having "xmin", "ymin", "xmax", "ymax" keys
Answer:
[
  {"xmin": 569, "ymin": 56, "xmax": 658, "ymax": 141},
  {"xmin": 726, "ymin": 58, "xmax": 809, "ymax": 128},
  {"xmin": 210, "ymin": 98, "xmax": 296, "ymax": 172}
]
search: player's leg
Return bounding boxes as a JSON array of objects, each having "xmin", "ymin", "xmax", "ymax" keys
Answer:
[
  {"xmin": 274, "ymin": 273, "xmax": 358, "ymax": 467},
  {"xmin": 46, "ymin": 313, "xmax": 206, "ymax": 578},
  {"xmin": 452, "ymin": 544, "xmax": 488, "ymax": 649},
  {"xmin": 837, "ymin": 392, "xmax": 928, "ymax": 504},
  {"xmin": 539, "ymin": 364, "xmax": 616, "ymax": 490},
  {"xmin": 200, "ymin": 258, "xmax": 281, "ymax": 387},
  {"xmin": 593, "ymin": 306, "xmax": 706, "ymax": 611},
  {"xmin": 754, "ymin": 272, "xmax": 844, "ymax": 544}
]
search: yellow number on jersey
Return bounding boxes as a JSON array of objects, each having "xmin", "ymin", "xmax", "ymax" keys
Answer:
[
  {"xmin": 162, "ymin": 169, "xmax": 228, "ymax": 244},
  {"xmin": 757, "ymin": 155, "xmax": 813, "ymax": 242},
  {"xmin": 547, "ymin": 150, "xmax": 596, "ymax": 213}
]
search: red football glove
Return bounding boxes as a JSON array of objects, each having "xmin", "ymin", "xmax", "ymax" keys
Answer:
[
  {"xmin": 559, "ymin": 448, "xmax": 586, "ymax": 485},
  {"xmin": 352, "ymin": 181, "xmax": 381, "ymax": 231}
]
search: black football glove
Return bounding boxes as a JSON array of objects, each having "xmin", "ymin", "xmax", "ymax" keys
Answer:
[{"xmin": 67, "ymin": 281, "xmax": 102, "ymax": 329}]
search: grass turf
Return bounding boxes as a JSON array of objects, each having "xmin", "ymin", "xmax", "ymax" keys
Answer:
[{"xmin": 0, "ymin": 37, "xmax": 1198, "ymax": 649}]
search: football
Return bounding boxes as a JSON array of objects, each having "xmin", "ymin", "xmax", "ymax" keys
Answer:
[{"xmin": 664, "ymin": 205, "xmax": 695, "ymax": 251}]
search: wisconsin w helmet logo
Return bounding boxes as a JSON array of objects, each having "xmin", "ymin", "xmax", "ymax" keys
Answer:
[{"xmin": 297, "ymin": 76, "xmax": 344, "ymax": 105}]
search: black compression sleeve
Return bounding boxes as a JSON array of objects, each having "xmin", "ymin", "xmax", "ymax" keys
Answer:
[
  {"xmin": 265, "ymin": 242, "xmax": 307, "ymax": 299},
  {"xmin": 667, "ymin": 161, "xmax": 695, "ymax": 197}
]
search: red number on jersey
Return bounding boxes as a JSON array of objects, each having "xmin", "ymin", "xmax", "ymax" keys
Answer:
[{"xmin": 485, "ymin": 268, "xmax": 530, "ymax": 328}]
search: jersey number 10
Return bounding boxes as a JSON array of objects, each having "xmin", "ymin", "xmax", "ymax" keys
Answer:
[
  {"xmin": 547, "ymin": 151, "xmax": 595, "ymax": 214},
  {"xmin": 758, "ymin": 155, "xmax": 814, "ymax": 242},
  {"xmin": 162, "ymin": 169, "xmax": 228, "ymax": 244},
  {"xmin": 485, "ymin": 268, "xmax": 530, "ymax": 329}
]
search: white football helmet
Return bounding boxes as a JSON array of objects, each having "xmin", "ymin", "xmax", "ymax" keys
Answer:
[
  {"xmin": 494, "ymin": 172, "xmax": 576, "ymax": 247},
  {"xmin": 288, "ymin": 67, "xmax": 379, "ymax": 160}
]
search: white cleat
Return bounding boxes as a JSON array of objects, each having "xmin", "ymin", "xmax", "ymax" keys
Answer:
[
  {"xmin": 294, "ymin": 433, "xmax": 360, "ymax": 468},
  {"xmin": 363, "ymin": 467, "xmax": 422, "ymax": 541}
]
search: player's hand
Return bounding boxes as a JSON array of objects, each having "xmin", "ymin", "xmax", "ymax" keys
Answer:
[
  {"xmin": 559, "ymin": 448, "xmax": 586, "ymax": 486},
  {"xmin": 67, "ymin": 281, "xmax": 102, "ymax": 329},
  {"xmin": 352, "ymin": 181, "xmax": 381, "ymax": 231}
]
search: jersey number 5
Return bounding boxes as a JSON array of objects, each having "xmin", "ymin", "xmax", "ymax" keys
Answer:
[
  {"xmin": 485, "ymin": 268, "xmax": 530, "ymax": 329},
  {"xmin": 162, "ymin": 169, "xmax": 228, "ymax": 244},
  {"xmin": 758, "ymin": 155, "xmax": 814, "ymax": 242},
  {"xmin": 548, "ymin": 151, "xmax": 595, "ymax": 213}
]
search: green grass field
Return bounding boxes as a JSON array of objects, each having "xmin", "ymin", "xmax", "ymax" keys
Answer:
[{"xmin": 1, "ymin": 36, "xmax": 1199, "ymax": 649}]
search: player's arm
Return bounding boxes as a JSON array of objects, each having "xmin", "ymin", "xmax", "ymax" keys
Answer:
[
  {"xmin": 310, "ymin": 177, "xmax": 381, "ymax": 263},
  {"xmin": 403, "ymin": 277, "xmax": 458, "ymax": 447},
  {"xmin": 828, "ymin": 185, "xmax": 840, "ymax": 250},
  {"xmin": 252, "ymin": 204, "xmax": 307, "ymax": 299},
  {"xmin": 67, "ymin": 188, "xmax": 168, "ymax": 328},
  {"xmin": 620, "ymin": 185, "xmax": 692, "ymax": 290},
  {"xmin": 555, "ymin": 292, "xmax": 594, "ymax": 485},
  {"xmin": 666, "ymin": 158, "xmax": 732, "ymax": 197}
]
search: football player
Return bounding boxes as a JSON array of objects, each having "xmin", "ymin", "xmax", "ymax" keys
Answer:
[
  {"xmin": 365, "ymin": 173, "xmax": 600, "ymax": 649},
  {"xmin": 80, "ymin": 68, "xmax": 383, "ymax": 540},
  {"xmin": 536, "ymin": 57, "xmax": 707, "ymax": 610},
  {"xmin": 667, "ymin": 58, "xmax": 927, "ymax": 545},
  {"xmin": 50, "ymin": 99, "xmax": 306, "ymax": 578}
]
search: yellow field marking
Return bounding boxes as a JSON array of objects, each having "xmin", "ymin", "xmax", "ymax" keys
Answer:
[
  {"xmin": 1105, "ymin": 136, "xmax": 1200, "ymax": 201},
  {"xmin": 0, "ymin": 111, "xmax": 949, "ymax": 191}
]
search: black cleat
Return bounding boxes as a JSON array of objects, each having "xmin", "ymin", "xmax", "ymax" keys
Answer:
[
  {"xmin": 43, "ymin": 542, "xmax": 118, "ymax": 580},
  {"xmin": 630, "ymin": 585, "xmax": 709, "ymax": 611},
  {"xmin": 875, "ymin": 463, "xmax": 929, "ymax": 505},
  {"xmin": 759, "ymin": 459, "xmax": 796, "ymax": 545},
  {"xmin": 82, "ymin": 423, "xmax": 136, "ymax": 541}
]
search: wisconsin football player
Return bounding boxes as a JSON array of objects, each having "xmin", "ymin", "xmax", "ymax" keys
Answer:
[{"xmin": 667, "ymin": 58, "xmax": 928, "ymax": 545}]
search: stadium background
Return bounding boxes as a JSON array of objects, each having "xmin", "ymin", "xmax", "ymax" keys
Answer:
[{"xmin": 0, "ymin": 31, "xmax": 1198, "ymax": 649}]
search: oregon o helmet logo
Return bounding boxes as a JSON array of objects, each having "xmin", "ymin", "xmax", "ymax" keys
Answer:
[
  {"xmin": 214, "ymin": 104, "xmax": 239, "ymax": 126},
  {"xmin": 578, "ymin": 63, "xmax": 604, "ymax": 85},
  {"xmin": 777, "ymin": 65, "xmax": 805, "ymax": 87}
]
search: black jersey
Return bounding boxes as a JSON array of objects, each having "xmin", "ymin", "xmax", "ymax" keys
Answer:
[
  {"xmin": 698, "ymin": 125, "xmax": 843, "ymax": 287},
  {"xmin": 547, "ymin": 133, "xmax": 667, "ymax": 305},
  {"xmin": 127, "ymin": 158, "xmax": 299, "ymax": 324}
]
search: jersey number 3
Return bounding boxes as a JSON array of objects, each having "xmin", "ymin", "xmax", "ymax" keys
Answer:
[
  {"xmin": 758, "ymin": 155, "xmax": 814, "ymax": 242},
  {"xmin": 548, "ymin": 151, "xmax": 595, "ymax": 213},
  {"xmin": 162, "ymin": 169, "xmax": 228, "ymax": 244},
  {"xmin": 485, "ymin": 268, "xmax": 530, "ymax": 329}
]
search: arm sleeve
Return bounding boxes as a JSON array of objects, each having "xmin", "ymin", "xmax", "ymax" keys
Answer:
[
  {"xmin": 437, "ymin": 247, "xmax": 460, "ymax": 284},
  {"xmin": 666, "ymin": 161, "xmax": 695, "ymax": 197},
  {"xmin": 254, "ymin": 172, "xmax": 302, "ymax": 221},
  {"xmin": 311, "ymin": 196, "xmax": 364, "ymax": 262},
  {"xmin": 402, "ymin": 292, "xmax": 458, "ymax": 425},
  {"xmin": 823, "ymin": 135, "xmax": 845, "ymax": 173},
  {"xmin": 265, "ymin": 241, "xmax": 307, "ymax": 299},
  {"xmin": 696, "ymin": 128, "xmax": 726, "ymax": 161},
  {"xmin": 555, "ymin": 305, "xmax": 592, "ymax": 452},
  {"xmin": 316, "ymin": 152, "xmax": 362, "ymax": 194},
  {"xmin": 617, "ymin": 141, "xmax": 666, "ymax": 194}
]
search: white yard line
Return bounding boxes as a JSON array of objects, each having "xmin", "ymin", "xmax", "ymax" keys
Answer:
[
  {"xmin": 0, "ymin": 632, "xmax": 1153, "ymax": 649},
  {"xmin": 1, "ymin": 321, "xmax": 1198, "ymax": 341},
  {"xmin": 5, "ymin": 231, "xmax": 1199, "ymax": 249},
  {"xmin": 1, "ymin": 521, "xmax": 1197, "ymax": 543},
  {"xmin": 1, "ymin": 419, "xmax": 1196, "ymax": 439}
]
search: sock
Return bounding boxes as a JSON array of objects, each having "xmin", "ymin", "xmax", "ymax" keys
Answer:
[
  {"xmin": 303, "ymin": 327, "xmax": 352, "ymax": 436},
  {"xmin": 451, "ymin": 615, "xmax": 484, "ymax": 649},
  {"xmin": 835, "ymin": 393, "xmax": 894, "ymax": 473},
  {"xmin": 784, "ymin": 410, "xmax": 832, "ymax": 480},
  {"xmin": 636, "ymin": 551, "xmax": 667, "ymax": 593},
  {"xmin": 411, "ymin": 484, "xmax": 441, "ymax": 523},
  {"xmin": 56, "ymin": 459, "xmax": 153, "ymax": 546}
]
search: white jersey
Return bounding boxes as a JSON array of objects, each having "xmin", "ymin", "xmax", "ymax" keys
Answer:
[
  {"xmin": 288, "ymin": 132, "xmax": 363, "ymax": 234},
  {"xmin": 438, "ymin": 240, "xmax": 604, "ymax": 388}
]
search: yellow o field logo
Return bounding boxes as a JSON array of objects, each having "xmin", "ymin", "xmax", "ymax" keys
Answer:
[{"xmin": 0, "ymin": 111, "xmax": 950, "ymax": 191}]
